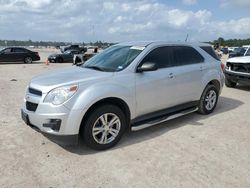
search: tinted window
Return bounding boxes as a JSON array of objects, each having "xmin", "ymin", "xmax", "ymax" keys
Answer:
[
  {"xmin": 2, "ymin": 48, "xmax": 11, "ymax": 53},
  {"xmin": 173, "ymin": 46, "xmax": 204, "ymax": 66},
  {"xmin": 200, "ymin": 46, "xmax": 220, "ymax": 60},
  {"xmin": 13, "ymin": 48, "xmax": 27, "ymax": 53},
  {"xmin": 141, "ymin": 47, "xmax": 173, "ymax": 69}
]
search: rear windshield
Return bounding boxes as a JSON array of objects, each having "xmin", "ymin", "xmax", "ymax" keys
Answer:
[{"xmin": 200, "ymin": 46, "xmax": 220, "ymax": 61}]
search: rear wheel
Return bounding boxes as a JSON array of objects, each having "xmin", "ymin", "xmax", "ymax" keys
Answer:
[
  {"xmin": 24, "ymin": 57, "xmax": 32, "ymax": 63},
  {"xmin": 81, "ymin": 105, "xmax": 127, "ymax": 150},
  {"xmin": 225, "ymin": 77, "xmax": 237, "ymax": 88},
  {"xmin": 198, "ymin": 85, "xmax": 219, "ymax": 115}
]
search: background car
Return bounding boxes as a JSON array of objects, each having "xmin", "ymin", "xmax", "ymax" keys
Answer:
[
  {"xmin": 0, "ymin": 47, "xmax": 40, "ymax": 63},
  {"xmin": 229, "ymin": 47, "xmax": 246, "ymax": 58},
  {"xmin": 221, "ymin": 47, "xmax": 229, "ymax": 54},
  {"xmin": 48, "ymin": 50, "xmax": 81, "ymax": 63},
  {"xmin": 60, "ymin": 45, "xmax": 87, "ymax": 53}
]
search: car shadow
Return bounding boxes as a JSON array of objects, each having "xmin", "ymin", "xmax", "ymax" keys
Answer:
[
  {"xmin": 235, "ymin": 84, "xmax": 250, "ymax": 91},
  {"xmin": 0, "ymin": 62, "xmax": 42, "ymax": 65},
  {"xmin": 61, "ymin": 96, "xmax": 244, "ymax": 155}
]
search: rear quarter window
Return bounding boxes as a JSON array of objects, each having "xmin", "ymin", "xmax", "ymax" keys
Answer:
[{"xmin": 200, "ymin": 46, "xmax": 220, "ymax": 60}]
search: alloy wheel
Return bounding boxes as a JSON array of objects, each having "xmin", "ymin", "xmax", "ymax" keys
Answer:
[
  {"xmin": 92, "ymin": 113, "xmax": 121, "ymax": 144},
  {"xmin": 205, "ymin": 90, "xmax": 217, "ymax": 110}
]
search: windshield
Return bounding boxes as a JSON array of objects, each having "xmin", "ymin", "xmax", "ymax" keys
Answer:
[
  {"xmin": 64, "ymin": 50, "xmax": 72, "ymax": 54},
  {"xmin": 82, "ymin": 45, "xmax": 143, "ymax": 72},
  {"xmin": 234, "ymin": 48, "xmax": 245, "ymax": 53}
]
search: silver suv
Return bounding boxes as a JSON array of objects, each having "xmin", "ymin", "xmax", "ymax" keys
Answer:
[{"xmin": 21, "ymin": 41, "xmax": 224, "ymax": 150}]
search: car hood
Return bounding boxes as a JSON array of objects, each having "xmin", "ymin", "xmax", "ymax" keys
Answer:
[
  {"xmin": 227, "ymin": 56, "xmax": 250, "ymax": 64},
  {"xmin": 29, "ymin": 66, "xmax": 114, "ymax": 93}
]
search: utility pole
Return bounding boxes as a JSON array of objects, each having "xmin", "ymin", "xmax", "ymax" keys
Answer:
[{"xmin": 185, "ymin": 34, "xmax": 189, "ymax": 42}]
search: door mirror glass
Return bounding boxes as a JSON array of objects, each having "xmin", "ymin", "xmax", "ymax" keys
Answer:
[{"xmin": 137, "ymin": 62, "xmax": 158, "ymax": 72}]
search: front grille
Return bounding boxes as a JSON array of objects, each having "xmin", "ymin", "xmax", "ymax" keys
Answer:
[
  {"xmin": 26, "ymin": 101, "xmax": 38, "ymax": 112},
  {"xmin": 229, "ymin": 63, "xmax": 250, "ymax": 73},
  {"xmin": 28, "ymin": 87, "xmax": 42, "ymax": 96}
]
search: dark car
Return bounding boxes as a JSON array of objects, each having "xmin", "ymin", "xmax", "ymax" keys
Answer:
[
  {"xmin": 229, "ymin": 47, "xmax": 246, "ymax": 58},
  {"xmin": 0, "ymin": 47, "xmax": 40, "ymax": 63},
  {"xmin": 48, "ymin": 50, "xmax": 81, "ymax": 63},
  {"xmin": 61, "ymin": 45, "xmax": 87, "ymax": 53},
  {"xmin": 221, "ymin": 47, "xmax": 229, "ymax": 54}
]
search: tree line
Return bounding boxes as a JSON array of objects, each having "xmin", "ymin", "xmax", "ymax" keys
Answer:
[
  {"xmin": 0, "ymin": 39, "xmax": 115, "ymax": 48},
  {"xmin": 211, "ymin": 37, "xmax": 250, "ymax": 47},
  {"xmin": 1, "ymin": 38, "xmax": 249, "ymax": 48}
]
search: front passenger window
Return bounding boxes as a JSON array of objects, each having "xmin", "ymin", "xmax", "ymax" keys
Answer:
[{"xmin": 141, "ymin": 46, "xmax": 173, "ymax": 69}]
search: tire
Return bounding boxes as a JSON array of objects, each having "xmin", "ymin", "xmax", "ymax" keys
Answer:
[
  {"xmin": 82, "ymin": 105, "xmax": 127, "ymax": 150},
  {"xmin": 24, "ymin": 57, "xmax": 32, "ymax": 63},
  {"xmin": 198, "ymin": 85, "xmax": 219, "ymax": 115},
  {"xmin": 57, "ymin": 57, "xmax": 63, "ymax": 63},
  {"xmin": 225, "ymin": 77, "xmax": 237, "ymax": 88}
]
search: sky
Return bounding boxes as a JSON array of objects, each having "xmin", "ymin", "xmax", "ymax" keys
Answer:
[{"xmin": 0, "ymin": 0, "xmax": 249, "ymax": 43}]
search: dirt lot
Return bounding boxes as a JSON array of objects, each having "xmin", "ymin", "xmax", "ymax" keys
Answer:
[{"xmin": 0, "ymin": 52, "xmax": 250, "ymax": 188}]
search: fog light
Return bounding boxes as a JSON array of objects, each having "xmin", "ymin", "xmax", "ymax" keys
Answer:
[{"xmin": 43, "ymin": 119, "xmax": 61, "ymax": 131}]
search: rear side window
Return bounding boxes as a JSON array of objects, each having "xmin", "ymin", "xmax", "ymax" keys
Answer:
[
  {"xmin": 141, "ymin": 46, "xmax": 173, "ymax": 69},
  {"xmin": 200, "ymin": 46, "xmax": 220, "ymax": 60},
  {"xmin": 13, "ymin": 48, "xmax": 27, "ymax": 53},
  {"xmin": 173, "ymin": 46, "xmax": 204, "ymax": 66}
]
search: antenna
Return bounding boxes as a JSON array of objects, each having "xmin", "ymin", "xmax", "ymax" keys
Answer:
[{"xmin": 185, "ymin": 34, "xmax": 189, "ymax": 42}]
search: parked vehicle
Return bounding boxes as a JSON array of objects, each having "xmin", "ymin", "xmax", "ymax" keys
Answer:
[
  {"xmin": 224, "ymin": 56, "xmax": 250, "ymax": 87},
  {"xmin": 229, "ymin": 47, "xmax": 246, "ymax": 58},
  {"xmin": 48, "ymin": 50, "xmax": 81, "ymax": 63},
  {"xmin": 221, "ymin": 47, "xmax": 229, "ymax": 54},
  {"xmin": 60, "ymin": 45, "xmax": 87, "ymax": 53},
  {"xmin": 243, "ymin": 46, "xmax": 250, "ymax": 56},
  {"xmin": 21, "ymin": 41, "xmax": 224, "ymax": 150},
  {"xmin": 0, "ymin": 47, "xmax": 40, "ymax": 63}
]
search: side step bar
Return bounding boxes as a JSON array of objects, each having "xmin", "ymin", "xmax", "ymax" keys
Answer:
[{"xmin": 131, "ymin": 107, "xmax": 198, "ymax": 131}]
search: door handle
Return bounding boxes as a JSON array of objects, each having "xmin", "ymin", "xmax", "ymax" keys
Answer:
[
  {"xmin": 168, "ymin": 73, "xmax": 174, "ymax": 79},
  {"xmin": 200, "ymin": 66, "xmax": 207, "ymax": 71}
]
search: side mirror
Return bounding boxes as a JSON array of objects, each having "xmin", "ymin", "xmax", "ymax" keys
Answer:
[{"xmin": 137, "ymin": 62, "xmax": 158, "ymax": 73}]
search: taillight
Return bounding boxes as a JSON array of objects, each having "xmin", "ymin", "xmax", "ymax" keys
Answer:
[
  {"xmin": 220, "ymin": 63, "xmax": 225, "ymax": 71},
  {"xmin": 35, "ymin": 52, "xmax": 39, "ymax": 57}
]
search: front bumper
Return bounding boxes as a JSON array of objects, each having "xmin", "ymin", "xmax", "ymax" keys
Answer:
[
  {"xmin": 48, "ymin": 57, "xmax": 57, "ymax": 63},
  {"xmin": 224, "ymin": 69, "xmax": 250, "ymax": 84},
  {"xmin": 21, "ymin": 108, "xmax": 80, "ymax": 145}
]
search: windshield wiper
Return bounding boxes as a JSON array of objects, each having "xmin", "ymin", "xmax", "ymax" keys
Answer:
[{"xmin": 84, "ymin": 65, "xmax": 104, "ymax": 71}]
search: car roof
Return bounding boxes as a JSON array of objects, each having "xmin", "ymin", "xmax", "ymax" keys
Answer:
[{"xmin": 117, "ymin": 41, "xmax": 211, "ymax": 48}]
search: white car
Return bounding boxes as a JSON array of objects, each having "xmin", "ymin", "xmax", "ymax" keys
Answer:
[
  {"xmin": 224, "ymin": 55, "xmax": 250, "ymax": 87},
  {"xmin": 21, "ymin": 41, "xmax": 224, "ymax": 150}
]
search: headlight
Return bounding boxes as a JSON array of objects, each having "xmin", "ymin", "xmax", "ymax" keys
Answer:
[{"xmin": 44, "ymin": 84, "xmax": 78, "ymax": 105}]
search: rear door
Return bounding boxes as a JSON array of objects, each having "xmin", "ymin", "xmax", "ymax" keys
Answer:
[
  {"xmin": 12, "ymin": 48, "xmax": 28, "ymax": 61},
  {"xmin": 171, "ymin": 46, "xmax": 205, "ymax": 103}
]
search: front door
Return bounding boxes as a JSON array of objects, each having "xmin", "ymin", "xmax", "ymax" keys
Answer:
[{"xmin": 135, "ymin": 46, "xmax": 181, "ymax": 117}]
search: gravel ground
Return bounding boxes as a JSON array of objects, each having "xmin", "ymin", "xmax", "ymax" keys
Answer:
[{"xmin": 0, "ymin": 52, "xmax": 249, "ymax": 188}]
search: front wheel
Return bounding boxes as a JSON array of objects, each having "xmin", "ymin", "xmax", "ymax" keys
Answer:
[
  {"xmin": 82, "ymin": 105, "xmax": 127, "ymax": 150},
  {"xmin": 57, "ymin": 57, "xmax": 63, "ymax": 63},
  {"xmin": 198, "ymin": 85, "xmax": 219, "ymax": 115}
]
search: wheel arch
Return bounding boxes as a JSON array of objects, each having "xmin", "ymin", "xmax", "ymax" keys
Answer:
[
  {"xmin": 79, "ymin": 97, "xmax": 131, "ymax": 134},
  {"xmin": 207, "ymin": 79, "xmax": 221, "ymax": 92}
]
